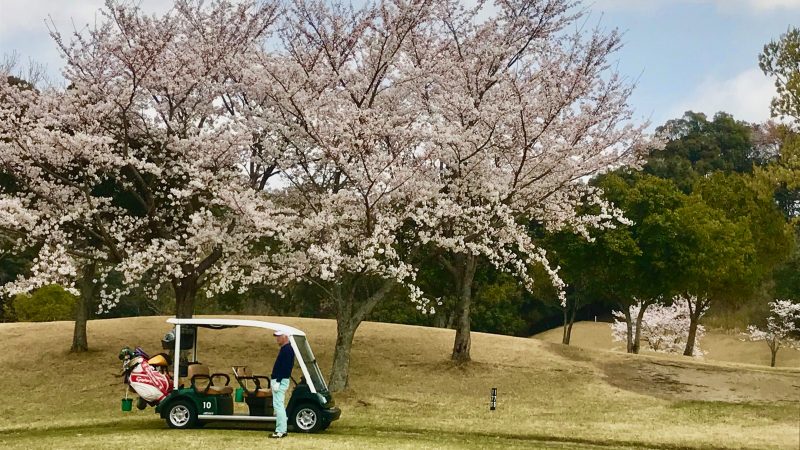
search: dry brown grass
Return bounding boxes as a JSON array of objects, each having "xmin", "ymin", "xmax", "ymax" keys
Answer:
[
  {"xmin": 0, "ymin": 316, "xmax": 798, "ymax": 449},
  {"xmin": 533, "ymin": 321, "xmax": 800, "ymax": 367}
]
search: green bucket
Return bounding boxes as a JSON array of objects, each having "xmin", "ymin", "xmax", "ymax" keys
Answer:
[
  {"xmin": 121, "ymin": 398, "xmax": 133, "ymax": 412},
  {"xmin": 235, "ymin": 387, "xmax": 244, "ymax": 403}
]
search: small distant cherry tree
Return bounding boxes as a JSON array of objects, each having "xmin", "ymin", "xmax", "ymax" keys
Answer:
[
  {"xmin": 744, "ymin": 299, "xmax": 800, "ymax": 367},
  {"xmin": 611, "ymin": 295, "xmax": 707, "ymax": 356}
]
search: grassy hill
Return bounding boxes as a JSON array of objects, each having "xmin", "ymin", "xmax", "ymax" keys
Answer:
[
  {"xmin": 533, "ymin": 321, "xmax": 800, "ymax": 367},
  {"xmin": 0, "ymin": 316, "xmax": 798, "ymax": 449}
]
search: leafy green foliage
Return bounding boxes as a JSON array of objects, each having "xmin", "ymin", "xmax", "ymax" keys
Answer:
[
  {"xmin": 646, "ymin": 112, "xmax": 758, "ymax": 191},
  {"xmin": 693, "ymin": 173, "xmax": 795, "ymax": 289},
  {"xmin": 0, "ymin": 248, "xmax": 33, "ymax": 322},
  {"xmin": 369, "ymin": 264, "xmax": 542, "ymax": 336},
  {"xmin": 669, "ymin": 196, "xmax": 755, "ymax": 301},
  {"xmin": 773, "ymin": 239, "xmax": 800, "ymax": 301},
  {"xmin": 470, "ymin": 273, "xmax": 528, "ymax": 336},
  {"xmin": 593, "ymin": 172, "xmax": 689, "ymax": 302},
  {"xmin": 760, "ymin": 27, "xmax": 800, "ymax": 121},
  {"xmin": 551, "ymin": 169, "xmax": 772, "ymax": 322},
  {"xmin": 8, "ymin": 285, "xmax": 77, "ymax": 322}
]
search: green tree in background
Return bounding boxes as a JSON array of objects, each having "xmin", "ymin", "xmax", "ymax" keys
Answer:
[
  {"xmin": 551, "ymin": 170, "xmax": 769, "ymax": 355},
  {"xmin": 761, "ymin": 27, "xmax": 800, "ymax": 121},
  {"xmin": 646, "ymin": 112, "xmax": 758, "ymax": 191},
  {"xmin": 669, "ymin": 196, "xmax": 756, "ymax": 355},
  {"xmin": 559, "ymin": 173, "xmax": 689, "ymax": 354},
  {"xmin": 758, "ymin": 28, "xmax": 800, "ymax": 305},
  {"xmin": 0, "ymin": 248, "xmax": 31, "ymax": 322},
  {"xmin": 545, "ymin": 225, "xmax": 640, "ymax": 346},
  {"xmin": 693, "ymin": 173, "xmax": 794, "ymax": 288},
  {"xmin": 760, "ymin": 27, "xmax": 800, "ymax": 216},
  {"xmin": 8, "ymin": 285, "xmax": 77, "ymax": 322}
]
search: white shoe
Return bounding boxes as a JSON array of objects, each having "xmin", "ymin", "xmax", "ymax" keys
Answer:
[{"xmin": 269, "ymin": 432, "xmax": 287, "ymax": 439}]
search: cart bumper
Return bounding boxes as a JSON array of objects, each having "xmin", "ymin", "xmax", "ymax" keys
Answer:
[{"xmin": 322, "ymin": 406, "xmax": 341, "ymax": 422}]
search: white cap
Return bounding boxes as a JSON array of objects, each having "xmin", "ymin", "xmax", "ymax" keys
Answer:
[{"xmin": 273, "ymin": 331, "xmax": 286, "ymax": 336}]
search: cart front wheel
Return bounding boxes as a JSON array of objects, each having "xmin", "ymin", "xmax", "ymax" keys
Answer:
[
  {"xmin": 292, "ymin": 403, "xmax": 322, "ymax": 433},
  {"xmin": 166, "ymin": 400, "xmax": 197, "ymax": 429}
]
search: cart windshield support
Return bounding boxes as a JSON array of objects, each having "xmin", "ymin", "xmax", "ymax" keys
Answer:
[{"xmin": 291, "ymin": 335, "xmax": 328, "ymax": 392}]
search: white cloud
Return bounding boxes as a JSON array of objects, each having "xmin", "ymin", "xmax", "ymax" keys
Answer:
[{"xmin": 667, "ymin": 68, "xmax": 777, "ymax": 123}]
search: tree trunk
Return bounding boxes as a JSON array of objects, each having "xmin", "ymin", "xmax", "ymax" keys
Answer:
[
  {"xmin": 71, "ymin": 262, "xmax": 96, "ymax": 353},
  {"xmin": 770, "ymin": 348, "xmax": 777, "ymax": 367},
  {"xmin": 683, "ymin": 299, "xmax": 705, "ymax": 356},
  {"xmin": 562, "ymin": 306, "xmax": 569, "ymax": 344},
  {"xmin": 328, "ymin": 317, "xmax": 359, "ymax": 392},
  {"xmin": 563, "ymin": 301, "xmax": 578, "ymax": 345},
  {"xmin": 623, "ymin": 308, "xmax": 634, "ymax": 354},
  {"xmin": 451, "ymin": 254, "xmax": 477, "ymax": 362},
  {"xmin": 327, "ymin": 279, "xmax": 394, "ymax": 392},
  {"xmin": 172, "ymin": 276, "xmax": 199, "ymax": 319},
  {"xmin": 683, "ymin": 318, "xmax": 699, "ymax": 356},
  {"xmin": 171, "ymin": 247, "xmax": 223, "ymax": 319},
  {"xmin": 434, "ymin": 309, "xmax": 448, "ymax": 328},
  {"xmin": 632, "ymin": 303, "xmax": 648, "ymax": 354}
]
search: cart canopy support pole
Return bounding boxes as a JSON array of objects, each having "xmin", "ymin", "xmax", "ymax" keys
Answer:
[{"xmin": 173, "ymin": 324, "xmax": 181, "ymax": 390}]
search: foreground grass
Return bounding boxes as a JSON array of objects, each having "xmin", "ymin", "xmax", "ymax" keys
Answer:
[
  {"xmin": 0, "ymin": 418, "xmax": 650, "ymax": 450},
  {"xmin": 0, "ymin": 317, "xmax": 798, "ymax": 449}
]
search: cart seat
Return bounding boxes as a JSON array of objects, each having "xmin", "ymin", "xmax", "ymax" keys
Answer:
[
  {"xmin": 247, "ymin": 388, "xmax": 271, "ymax": 398},
  {"xmin": 232, "ymin": 366, "xmax": 271, "ymax": 398},
  {"xmin": 188, "ymin": 364, "xmax": 233, "ymax": 395}
]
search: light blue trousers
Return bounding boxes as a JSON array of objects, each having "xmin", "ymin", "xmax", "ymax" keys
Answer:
[{"xmin": 271, "ymin": 379, "xmax": 290, "ymax": 434}]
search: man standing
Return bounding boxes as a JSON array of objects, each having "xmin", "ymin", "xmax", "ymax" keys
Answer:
[{"xmin": 270, "ymin": 330, "xmax": 295, "ymax": 438}]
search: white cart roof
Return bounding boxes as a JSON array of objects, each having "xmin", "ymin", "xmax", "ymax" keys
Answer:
[{"xmin": 166, "ymin": 317, "xmax": 306, "ymax": 336}]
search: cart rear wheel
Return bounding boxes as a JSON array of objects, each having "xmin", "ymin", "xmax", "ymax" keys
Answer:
[
  {"xmin": 166, "ymin": 400, "xmax": 197, "ymax": 429},
  {"xmin": 292, "ymin": 403, "xmax": 322, "ymax": 433}
]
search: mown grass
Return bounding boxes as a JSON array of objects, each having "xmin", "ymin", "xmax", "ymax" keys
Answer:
[{"xmin": 0, "ymin": 316, "xmax": 798, "ymax": 449}]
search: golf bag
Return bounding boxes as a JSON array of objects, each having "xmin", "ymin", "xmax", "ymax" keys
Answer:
[{"xmin": 120, "ymin": 348, "xmax": 173, "ymax": 404}]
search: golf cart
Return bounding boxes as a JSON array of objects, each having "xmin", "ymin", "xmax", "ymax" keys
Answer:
[{"xmin": 150, "ymin": 317, "xmax": 340, "ymax": 432}]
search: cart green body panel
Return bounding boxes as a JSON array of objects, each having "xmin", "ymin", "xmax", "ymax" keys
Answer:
[{"xmin": 156, "ymin": 388, "xmax": 234, "ymax": 417}]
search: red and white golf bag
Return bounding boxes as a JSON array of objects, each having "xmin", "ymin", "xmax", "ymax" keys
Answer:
[
  {"xmin": 126, "ymin": 357, "xmax": 172, "ymax": 403},
  {"xmin": 120, "ymin": 348, "xmax": 173, "ymax": 405}
]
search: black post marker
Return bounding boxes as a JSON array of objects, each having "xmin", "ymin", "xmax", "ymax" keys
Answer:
[{"xmin": 490, "ymin": 387, "xmax": 497, "ymax": 411}]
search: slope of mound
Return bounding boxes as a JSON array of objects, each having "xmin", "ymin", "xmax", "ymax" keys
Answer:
[
  {"xmin": 0, "ymin": 316, "xmax": 798, "ymax": 449},
  {"xmin": 533, "ymin": 321, "xmax": 800, "ymax": 368}
]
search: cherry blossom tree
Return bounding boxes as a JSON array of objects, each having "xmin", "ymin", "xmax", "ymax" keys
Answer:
[
  {"xmin": 247, "ymin": 0, "xmax": 439, "ymax": 391},
  {"xmin": 744, "ymin": 299, "xmax": 800, "ymax": 367},
  {"xmin": 0, "ymin": 72, "xmax": 104, "ymax": 351},
  {"xmin": 612, "ymin": 295, "xmax": 707, "ymax": 356},
  {"xmin": 0, "ymin": 0, "xmax": 290, "ymax": 331},
  {"xmin": 406, "ymin": 0, "xmax": 653, "ymax": 361},
  {"xmin": 250, "ymin": 0, "xmax": 652, "ymax": 387}
]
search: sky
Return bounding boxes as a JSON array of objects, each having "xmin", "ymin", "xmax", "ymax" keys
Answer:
[{"xmin": 0, "ymin": 0, "xmax": 798, "ymax": 128}]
